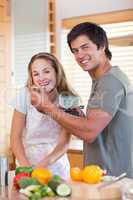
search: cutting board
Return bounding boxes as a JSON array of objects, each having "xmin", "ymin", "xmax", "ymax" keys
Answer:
[{"xmin": 68, "ymin": 178, "xmax": 133, "ymax": 200}]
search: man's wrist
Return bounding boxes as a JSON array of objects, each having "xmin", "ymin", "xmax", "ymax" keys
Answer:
[
  {"xmin": 42, "ymin": 102, "xmax": 55, "ymax": 113},
  {"xmin": 44, "ymin": 103, "xmax": 64, "ymax": 121}
]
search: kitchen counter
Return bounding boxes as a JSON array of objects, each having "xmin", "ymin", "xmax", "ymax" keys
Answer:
[
  {"xmin": 1, "ymin": 171, "xmax": 133, "ymax": 200},
  {"xmin": 1, "ymin": 178, "xmax": 133, "ymax": 200}
]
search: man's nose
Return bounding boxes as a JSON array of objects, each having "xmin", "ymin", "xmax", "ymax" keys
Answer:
[{"xmin": 76, "ymin": 48, "xmax": 85, "ymax": 58}]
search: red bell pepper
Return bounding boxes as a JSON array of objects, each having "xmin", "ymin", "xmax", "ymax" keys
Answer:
[
  {"xmin": 13, "ymin": 172, "xmax": 30, "ymax": 189},
  {"xmin": 102, "ymin": 169, "xmax": 107, "ymax": 176}
]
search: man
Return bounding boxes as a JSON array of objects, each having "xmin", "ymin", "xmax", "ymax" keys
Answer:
[{"xmin": 31, "ymin": 22, "xmax": 133, "ymax": 178}]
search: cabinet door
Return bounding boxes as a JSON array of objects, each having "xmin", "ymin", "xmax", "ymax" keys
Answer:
[{"xmin": 0, "ymin": 0, "xmax": 11, "ymax": 155}]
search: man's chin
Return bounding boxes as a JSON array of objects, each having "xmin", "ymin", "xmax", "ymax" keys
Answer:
[
  {"xmin": 82, "ymin": 66, "xmax": 90, "ymax": 71},
  {"xmin": 80, "ymin": 64, "xmax": 90, "ymax": 71},
  {"xmin": 83, "ymin": 65, "xmax": 95, "ymax": 71}
]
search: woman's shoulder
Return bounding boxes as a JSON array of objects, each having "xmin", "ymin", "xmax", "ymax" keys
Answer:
[
  {"xmin": 17, "ymin": 86, "xmax": 29, "ymax": 96},
  {"xmin": 10, "ymin": 86, "xmax": 30, "ymax": 114}
]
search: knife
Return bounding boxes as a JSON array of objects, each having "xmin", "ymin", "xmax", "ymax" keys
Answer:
[{"xmin": 98, "ymin": 172, "xmax": 127, "ymax": 190}]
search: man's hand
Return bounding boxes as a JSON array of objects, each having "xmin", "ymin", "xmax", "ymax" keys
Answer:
[{"xmin": 30, "ymin": 87, "xmax": 52, "ymax": 113}]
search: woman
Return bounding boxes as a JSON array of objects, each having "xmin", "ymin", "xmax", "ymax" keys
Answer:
[{"xmin": 10, "ymin": 52, "xmax": 82, "ymax": 179}]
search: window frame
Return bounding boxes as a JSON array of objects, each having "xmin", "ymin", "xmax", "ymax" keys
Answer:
[{"xmin": 62, "ymin": 9, "xmax": 133, "ymax": 29}]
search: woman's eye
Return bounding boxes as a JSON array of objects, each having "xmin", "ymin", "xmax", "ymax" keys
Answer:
[
  {"xmin": 44, "ymin": 70, "xmax": 50, "ymax": 73},
  {"xmin": 33, "ymin": 73, "xmax": 38, "ymax": 76}
]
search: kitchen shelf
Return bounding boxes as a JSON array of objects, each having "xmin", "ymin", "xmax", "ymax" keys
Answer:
[{"xmin": 48, "ymin": 0, "xmax": 56, "ymax": 54}]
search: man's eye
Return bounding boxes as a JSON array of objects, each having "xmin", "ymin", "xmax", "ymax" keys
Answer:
[
  {"xmin": 72, "ymin": 49, "xmax": 78, "ymax": 54},
  {"xmin": 82, "ymin": 45, "xmax": 89, "ymax": 49}
]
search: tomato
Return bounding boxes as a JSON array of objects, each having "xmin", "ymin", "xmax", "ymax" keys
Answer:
[{"xmin": 102, "ymin": 169, "xmax": 107, "ymax": 176}]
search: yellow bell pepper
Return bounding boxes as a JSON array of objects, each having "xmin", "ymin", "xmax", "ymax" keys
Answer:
[{"xmin": 31, "ymin": 168, "xmax": 52, "ymax": 184}]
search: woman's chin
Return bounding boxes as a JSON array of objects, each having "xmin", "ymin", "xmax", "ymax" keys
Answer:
[
  {"xmin": 39, "ymin": 85, "xmax": 56, "ymax": 94},
  {"xmin": 43, "ymin": 87, "xmax": 52, "ymax": 93}
]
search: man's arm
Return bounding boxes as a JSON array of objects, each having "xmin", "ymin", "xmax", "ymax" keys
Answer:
[
  {"xmin": 45, "ymin": 104, "xmax": 112, "ymax": 142},
  {"xmin": 31, "ymin": 89, "xmax": 112, "ymax": 142}
]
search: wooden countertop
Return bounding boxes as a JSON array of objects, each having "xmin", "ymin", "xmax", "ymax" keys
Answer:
[{"xmin": 1, "ymin": 171, "xmax": 133, "ymax": 199}]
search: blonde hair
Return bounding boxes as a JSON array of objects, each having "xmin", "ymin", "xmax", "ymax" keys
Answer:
[{"xmin": 26, "ymin": 52, "xmax": 77, "ymax": 96}]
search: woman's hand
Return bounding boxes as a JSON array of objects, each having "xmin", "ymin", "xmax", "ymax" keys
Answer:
[{"xmin": 35, "ymin": 158, "xmax": 50, "ymax": 169}]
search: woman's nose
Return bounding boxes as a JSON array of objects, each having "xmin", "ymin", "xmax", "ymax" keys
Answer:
[{"xmin": 39, "ymin": 74, "xmax": 45, "ymax": 80}]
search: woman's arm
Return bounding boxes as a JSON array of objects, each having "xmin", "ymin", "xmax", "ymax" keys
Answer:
[
  {"xmin": 10, "ymin": 109, "xmax": 31, "ymax": 166},
  {"xmin": 36, "ymin": 128, "xmax": 71, "ymax": 168}
]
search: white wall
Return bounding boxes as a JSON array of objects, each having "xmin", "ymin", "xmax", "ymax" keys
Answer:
[
  {"xmin": 11, "ymin": 0, "xmax": 49, "ymax": 86},
  {"xmin": 56, "ymin": 0, "xmax": 133, "ymax": 56},
  {"xmin": 12, "ymin": 0, "xmax": 48, "ymax": 34},
  {"xmin": 57, "ymin": 0, "xmax": 133, "ymax": 19}
]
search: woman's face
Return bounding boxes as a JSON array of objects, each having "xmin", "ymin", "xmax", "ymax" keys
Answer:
[{"xmin": 31, "ymin": 58, "xmax": 57, "ymax": 93}]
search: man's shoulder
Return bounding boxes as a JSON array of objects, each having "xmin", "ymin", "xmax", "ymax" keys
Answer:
[
  {"xmin": 99, "ymin": 66, "xmax": 130, "ymax": 90},
  {"xmin": 106, "ymin": 66, "xmax": 129, "ymax": 83}
]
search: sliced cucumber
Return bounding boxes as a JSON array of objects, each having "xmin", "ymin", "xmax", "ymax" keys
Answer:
[
  {"xmin": 47, "ymin": 186, "xmax": 56, "ymax": 197},
  {"xmin": 56, "ymin": 183, "xmax": 72, "ymax": 197},
  {"xmin": 48, "ymin": 179, "xmax": 62, "ymax": 192}
]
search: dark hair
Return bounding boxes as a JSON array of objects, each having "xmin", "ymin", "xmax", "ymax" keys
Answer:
[{"xmin": 67, "ymin": 22, "xmax": 112, "ymax": 60}]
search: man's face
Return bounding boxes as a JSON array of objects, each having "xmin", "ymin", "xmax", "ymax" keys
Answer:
[{"xmin": 70, "ymin": 34, "xmax": 105, "ymax": 72}]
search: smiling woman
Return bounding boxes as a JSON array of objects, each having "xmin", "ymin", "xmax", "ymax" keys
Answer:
[{"xmin": 10, "ymin": 52, "xmax": 82, "ymax": 179}]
